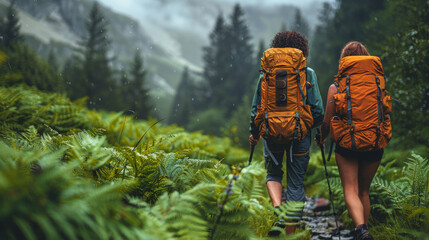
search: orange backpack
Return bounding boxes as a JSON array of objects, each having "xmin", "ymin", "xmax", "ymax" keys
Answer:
[
  {"xmin": 254, "ymin": 48, "xmax": 313, "ymax": 143},
  {"xmin": 330, "ymin": 56, "xmax": 392, "ymax": 151}
]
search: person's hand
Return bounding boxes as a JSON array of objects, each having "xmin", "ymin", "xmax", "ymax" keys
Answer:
[
  {"xmin": 314, "ymin": 136, "xmax": 325, "ymax": 148},
  {"xmin": 249, "ymin": 134, "xmax": 261, "ymax": 148}
]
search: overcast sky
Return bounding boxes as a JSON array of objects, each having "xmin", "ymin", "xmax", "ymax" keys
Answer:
[{"xmin": 98, "ymin": 0, "xmax": 335, "ymax": 16}]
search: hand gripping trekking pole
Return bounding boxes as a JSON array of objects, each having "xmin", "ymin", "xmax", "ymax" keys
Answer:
[{"xmin": 315, "ymin": 128, "xmax": 341, "ymax": 239}]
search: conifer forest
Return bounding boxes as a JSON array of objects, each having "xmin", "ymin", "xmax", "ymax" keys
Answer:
[{"xmin": 0, "ymin": 0, "xmax": 428, "ymax": 239}]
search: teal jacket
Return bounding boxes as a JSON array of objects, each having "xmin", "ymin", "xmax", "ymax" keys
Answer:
[{"xmin": 249, "ymin": 67, "xmax": 324, "ymax": 137}]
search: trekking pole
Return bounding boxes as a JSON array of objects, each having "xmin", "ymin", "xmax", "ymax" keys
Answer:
[
  {"xmin": 211, "ymin": 169, "xmax": 240, "ymax": 240},
  {"xmin": 315, "ymin": 128, "xmax": 341, "ymax": 240},
  {"xmin": 240, "ymin": 144, "xmax": 255, "ymax": 194},
  {"xmin": 248, "ymin": 145, "xmax": 255, "ymax": 166}
]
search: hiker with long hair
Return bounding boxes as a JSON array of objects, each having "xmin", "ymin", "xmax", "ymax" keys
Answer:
[
  {"xmin": 249, "ymin": 31, "xmax": 324, "ymax": 236},
  {"xmin": 315, "ymin": 41, "xmax": 392, "ymax": 240}
]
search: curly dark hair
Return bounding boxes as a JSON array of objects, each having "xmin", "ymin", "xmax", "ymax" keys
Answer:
[{"xmin": 271, "ymin": 31, "xmax": 309, "ymax": 57}]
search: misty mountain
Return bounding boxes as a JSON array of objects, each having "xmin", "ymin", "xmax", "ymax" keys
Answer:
[
  {"xmin": 0, "ymin": 0, "xmax": 187, "ymax": 114},
  {"xmin": 0, "ymin": 0, "xmax": 325, "ymax": 115},
  {"xmin": 99, "ymin": 0, "xmax": 325, "ymax": 68}
]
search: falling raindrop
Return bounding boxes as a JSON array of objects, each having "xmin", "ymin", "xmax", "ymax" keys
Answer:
[
  {"xmin": 191, "ymin": 98, "xmax": 194, "ymax": 101},
  {"xmin": 98, "ymin": 98, "xmax": 101, "ymax": 101}
]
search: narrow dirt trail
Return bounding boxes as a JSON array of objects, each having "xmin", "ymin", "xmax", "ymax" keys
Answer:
[
  {"xmin": 280, "ymin": 189, "xmax": 354, "ymax": 239},
  {"xmin": 302, "ymin": 196, "xmax": 353, "ymax": 240}
]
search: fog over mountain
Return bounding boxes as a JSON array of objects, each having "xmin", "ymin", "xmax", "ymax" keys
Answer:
[
  {"xmin": 0, "ymin": 0, "xmax": 333, "ymax": 114},
  {"xmin": 98, "ymin": 0, "xmax": 334, "ymax": 67}
]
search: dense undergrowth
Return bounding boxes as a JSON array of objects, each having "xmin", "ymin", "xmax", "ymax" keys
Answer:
[
  {"xmin": 0, "ymin": 82, "xmax": 313, "ymax": 239},
  {"xmin": 0, "ymin": 60, "xmax": 428, "ymax": 239},
  {"xmin": 1, "ymin": 85, "xmax": 428, "ymax": 240}
]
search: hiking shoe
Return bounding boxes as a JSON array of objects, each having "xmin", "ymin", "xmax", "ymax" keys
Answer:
[
  {"xmin": 268, "ymin": 219, "xmax": 286, "ymax": 237},
  {"xmin": 353, "ymin": 224, "xmax": 374, "ymax": 240}
]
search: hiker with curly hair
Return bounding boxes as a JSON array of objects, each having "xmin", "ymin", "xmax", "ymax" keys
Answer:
[
  {"xmin": 249, "ymin": 31, "xmax": 324, "ymax": 236},
  {"xmin": 315, "ymin": 41, "xmax": 392, "ymax": 240}
]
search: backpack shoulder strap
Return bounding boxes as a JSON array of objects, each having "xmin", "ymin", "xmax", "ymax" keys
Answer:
[{"xmin": 296, "ymin": 68, "xmax": 306, "ymax": 105}]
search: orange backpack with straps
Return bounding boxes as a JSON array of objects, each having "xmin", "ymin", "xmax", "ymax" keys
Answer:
[
  {"xmin": 254, "ymin": 48, "xmax": 313, "ymax": 143},
  {"xmin": 330, "ymin": 56, "xmax": 392, "ymax": 151}
]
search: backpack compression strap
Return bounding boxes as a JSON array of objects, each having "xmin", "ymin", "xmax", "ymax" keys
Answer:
[
  {"xmin": 264, "ymin": 71, "xmax": 270, "ymax": 141},
  {"xmin": 264, "ymin": 140, "xmax": 279, "ymax": 166},
  {"xmin": 374, "ymin": 75, "xmax": 384, "ymax": 149},
  {"xmin": 345, "ymin": 76, "xmax": 356, "ymax": 150}
]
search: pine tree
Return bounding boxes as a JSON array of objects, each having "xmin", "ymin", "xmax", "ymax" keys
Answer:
[
  {"xmin": 47, "ymin": 49, "xmax": 59, "ymax": 71},
  {"xmin": 1, "ymin": 0, "xmax": 22, "ymax": 49},
  {"xmin": 202, "ymin": 14, "xmax": 229, "ymax": 107},
  {"xmin": 291, "ymin": 8, "xmax": 310, "ymax": 38},
  {"xmin": 255, "ymin": 39, "xmax": 265, "ymax": 70},
  {"xmin": 310, "ymin": 0, "xmax": 385, "ymax": 103},
  {"xmin": 202, "ymin": 4, "xmax": 255, "ymax": 114},
  {"xmin": 0, "ymin": 1, "xmax": 63, "ymax": 93},
  {"xmin": 64, "ymin": 56, "xmax": 85, "ymax": 98},
  {"xmin": 309, "ymin": 2, "xmax": 335, "ymax": 96},
  {"xmin": 125, "ymin": 52, "xmax": 152, "ymax": 119},
  {"xmin": 170, "ymin": 66, "xmax": 194, "ymax": 126},
  {"xmin": 252, "ymin": 39, "xmax": 265, "ymax": 96},
  {"xmin": 0, "ymin": 44, "xmax": 64, "ymax": 92},
  {"xmin": 199, "ymin": 4, "xmax": 256, "ymax": 135},
  {"xmin": 78, "ymin": 2, "xmax": 118, "ymax": 110},
  {"xmin": 226, "ymin": 4, "xmax": 254, "ymax": 113}
]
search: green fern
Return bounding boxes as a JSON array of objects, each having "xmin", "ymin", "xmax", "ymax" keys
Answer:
[
  {"xmin": 0, "ymin": 142, "xmax": 147, "ymax": 240},
  {"xmin": 1, "ymin": 81, "xmax": 428, "ymax": 239},
  {"xmin": 403, "ymin": 153, "xmax": 429, "ymax": 207}
]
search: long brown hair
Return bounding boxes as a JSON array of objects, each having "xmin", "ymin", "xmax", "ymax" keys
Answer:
[{"xmin": 340, "ymin": 41, "xmax": 370, "ymax": 59}]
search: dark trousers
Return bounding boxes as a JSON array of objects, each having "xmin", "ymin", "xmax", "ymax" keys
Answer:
[{"xmin": 264, "ymin": 132, "xmax": 311, "ymax": 204}]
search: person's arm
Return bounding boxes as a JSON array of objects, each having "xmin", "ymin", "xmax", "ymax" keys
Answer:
[
  {"xmin": 320, "ymin": 84, "xmax": 337, "ymax": 143},
  {"xmin": 249, "ymin": 74, "xmax": 262, "ymax": 147},
  {"xmin": 306, "ymin": 68, "xmax": 324, "ymax": 128},
  {"xmin": 249, "ymin": 73, "xmax": 262, "ymax": 137}
]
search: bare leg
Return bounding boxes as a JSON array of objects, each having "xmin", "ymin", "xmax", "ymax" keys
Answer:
[
  {"xmin": 358, "ymin": 160, "xmax": 381, "ymax": 225},
  {"xmin": 267, "ymin": 181, "xmax": 283, "ymax": 207},
  {"xmin": 267, "ymin": 181, "xmax": 298, "ymax": 235},
  {"xmin": 336, "ymin": 153, "xmax": 365, "ymax": 227}
]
